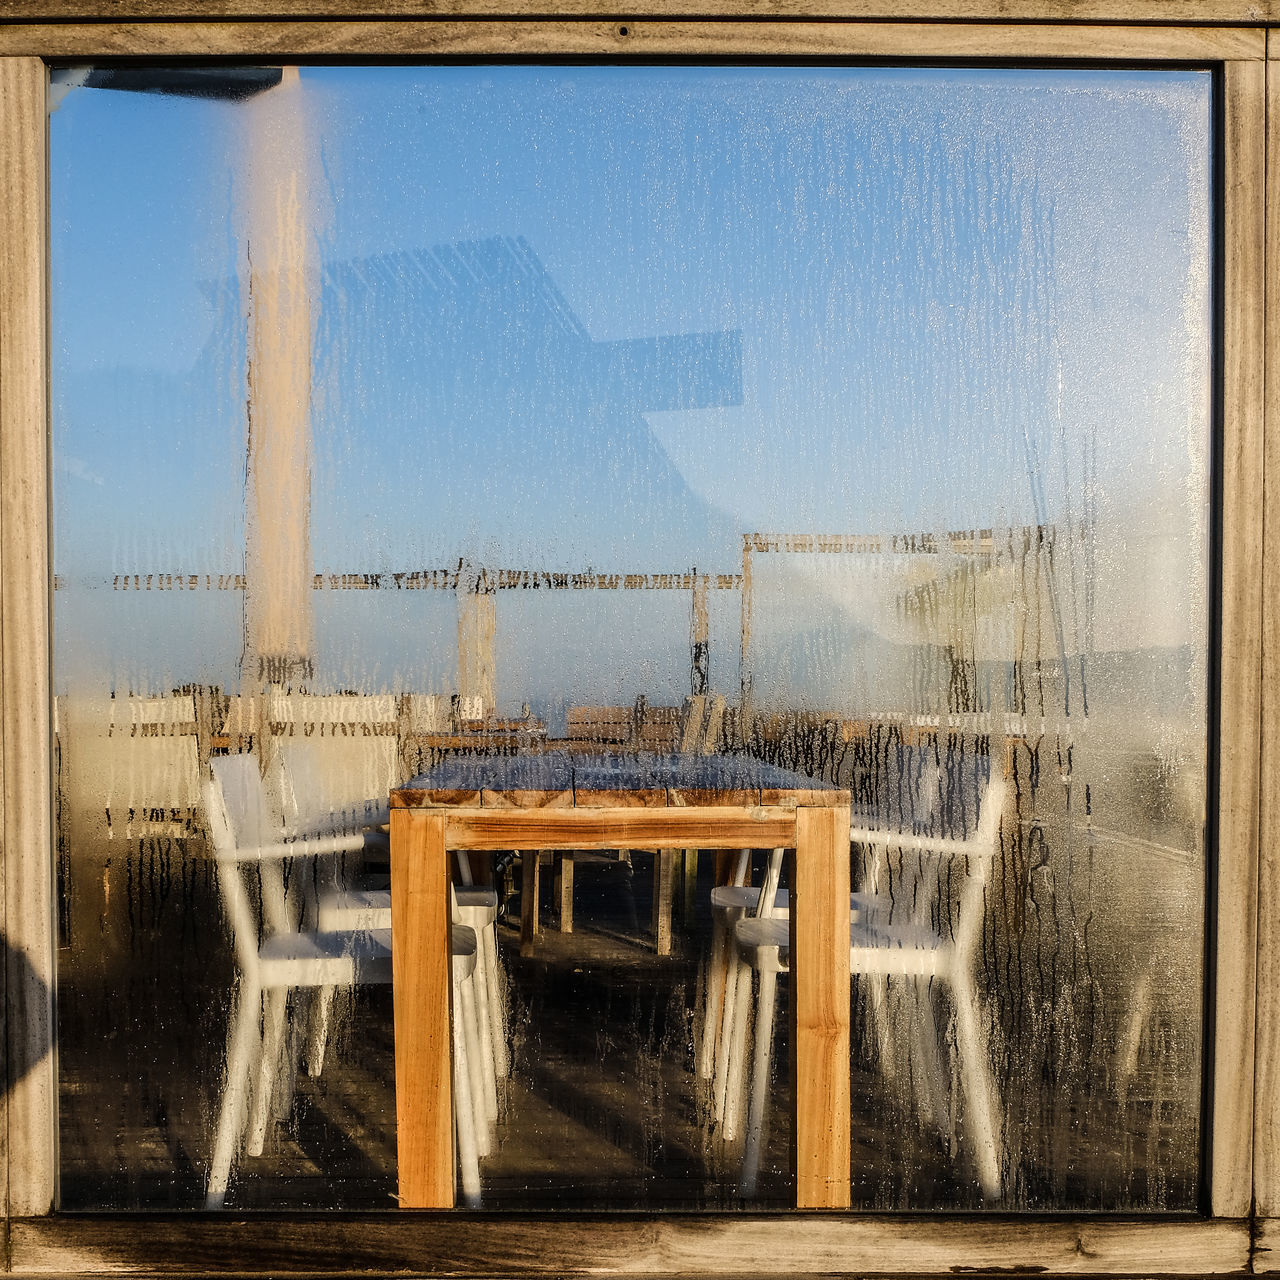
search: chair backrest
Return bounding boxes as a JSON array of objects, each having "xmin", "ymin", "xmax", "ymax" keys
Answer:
[
  {"xmin": 951, "ymin": 768, "xmax": 1006, "ymax": 956},
  {"xmin": 277, "ymin": 737, "xmax": 395, "ymax": 836},
  {"xmin": 861, "ymin": 760, "xmax": 1004, "ymax": 951},
  {"xmin": 205, "ymin": 755, "xmax": 298, "ymax": 972}
]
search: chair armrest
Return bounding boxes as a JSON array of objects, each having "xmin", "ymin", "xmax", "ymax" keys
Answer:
[
  {"xmin": 217, "ymin": 830, "xmax": 378, "ymax": 863},
  {"xmin": 288, "ymin": 805, "xmax": 391, "ymax": 841},
  {"xmin": 848, "ymin": 825, "xmax": 984, "ymax": 857}
]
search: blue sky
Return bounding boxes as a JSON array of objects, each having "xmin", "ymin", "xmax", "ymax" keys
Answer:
[{"xmin": 49, "ymin": 65, "xmax": 1212, "ymax": 703}]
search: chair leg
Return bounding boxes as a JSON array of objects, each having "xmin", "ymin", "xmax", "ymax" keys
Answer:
[
  {"xmin": 699, "ymin": 911, "xmax": 729, "ymax": 1083},
  {"xmin": 247, "ymin": 986, "xmax": 288, "ymax": 1157},
  {"xmin": 306, "ymin": 985, "xmax": 337, "ymax": 1078},
  {"xmin": 457, "ymin": 970, "xmax": 492, "ymax": 1156},
  {"xmin": 453, "ymin": 976, "xmax": 482, "ymax": 1208},
  {"xmin": 948, "ymin": 964, "xmax": 1003, "ymax": 1200},
  {"xmin": 721, "ymin": 960, "xmax": 755, "ymax": 1144},
  {"xmin": 740, "ymin": 965, "xmax": 778, "ymax": 1197},
  {"xmin": 481, "ymin": 924, "xmax": 509, "ymax": 1079},
  {"xmin": 274, "ymin": 1005, "xmax": 300, "ymax": 1122},
  {"xmin": 470, "ymin": 949, "xmax": 500, "ymax": 1127},
  {"xmin": 206, "ymin": 978, "xmax": 263, "ymax": 1210},
  {"xmin": 865, "ymin": 972, "xmax": 894, "ymax": 1076},
  {"xmin": 908, "ymin": 980, "xmax": 949, "ymax": 1134},
  {"xmin": 713, "ymin": 943, "xmax": 746, "ymax": 1125}
]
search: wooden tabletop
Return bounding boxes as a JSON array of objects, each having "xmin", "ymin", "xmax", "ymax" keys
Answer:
[{"xmin": 391, "ymin": 750, "xmax": 848, "ymax": 810}]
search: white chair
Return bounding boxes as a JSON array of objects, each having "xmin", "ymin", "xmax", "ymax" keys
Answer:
[
  {"xmin": 700, "ymin": 763, "xmax": 942, "ymax": 1114},
  {"xmin": 278, "ymin": 739, "xmax": 507, "ymax": 1139},
  {"xmin": 730, "ymin": 768, "xmax": 1007, "ymax": 1200},
  {"xmin": 699, "ymin": 850, "xmax": 883, "ymax": 1129},
  {"xmin": 203, "ymin": 754, "xmax": 486, "ymax": 1209},
  {"xmin": 317, "ymin": 854, "xmax": 508, "ymax": 1149}
]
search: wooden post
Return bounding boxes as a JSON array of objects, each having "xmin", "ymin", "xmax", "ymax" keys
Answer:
[
  {"xmin": 0, "ymin": 55, "xmax": 55, "ymax": 1216},
  {"xmin": 457, "ymin": 564, "xmax": 497, "ymax": 718},
  {"xmin": 555, "ymin": 851, "xmax": 574, "ymax": 933},
  {"xmin": 691, "ymin": 570, "xmax": 709, "ymax": 696},
  {"xmin": 242, "ymin": 66, "xmax": 316, "ymax": 691},
  {"xmin": 739, "ymin": 537, "xmax": 753, "ymax": 743},
  {"xmin": 791, "ymin": 805, "xmax": 851, "ymax": 1209},
  {"xmin": 520, "ymin": 849, "xmax": 541, "ymax": 956},
  {"xmin": 391, "ymin": 810, "xmax": 455, "ymax": 1208},
  {"xmin": 652, "ymin": 850, "xmax": 675, "ymax": 955}
]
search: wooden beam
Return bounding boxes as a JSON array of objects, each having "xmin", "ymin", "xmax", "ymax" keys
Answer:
[
  {"xmin": 1256, "ymin": 43, "xmax": 1280, "ymax": 1218},
  {"xmin": 0, "ymin": 0, "xmax": 1276, "ymax": 18},
  {"xmin": 1214, "ymin": 55, "xmax": 1266, "ymax": 1220},
  {"xmin": 444, "ymin": 806, "xmax": 798, "ymax": 851},
  {"xmin": 390, "ymin": 810, "xmax": 455, "ymax": 1208},
  {"xmin": 0, "ymin": 0, "xmax": 1277, "ymax": 19},
  {"xmin": 0, "ymin": 54, "xmax": 55, "ymax": 1219},
  {"xmin": 8, "ymin": 1208, "xmax": 1250, "ymax": 1274},
  {"xmin": 791, "ymin": 806, "xmax": 851, "ymax": 1209},
  {"xmin": 0, "ymin": 20, "xmax": 1262, "ymax": 59}
]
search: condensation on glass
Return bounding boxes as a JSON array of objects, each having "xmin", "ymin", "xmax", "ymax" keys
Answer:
[{"xmin": 49, "ymin": 64, "xmax": 1211, "ymax": 1211}]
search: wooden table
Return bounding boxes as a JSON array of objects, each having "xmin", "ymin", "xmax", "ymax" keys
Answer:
[{"xmin": 390, "ymin": 751, "xmax": 852, "ymax": 1210}]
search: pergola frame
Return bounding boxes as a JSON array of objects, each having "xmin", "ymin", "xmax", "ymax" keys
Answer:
[{"xmin": 0, "ymin": 11, "xmax": 1272, "ymax": 1276}]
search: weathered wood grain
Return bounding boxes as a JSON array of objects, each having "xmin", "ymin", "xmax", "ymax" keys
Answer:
[
  {"xmin": 1255, "ymin": 47, "xmax": 1280, "ymax": 1220},
  {"xmin": 0, "ymin": 0, "xmax": 1274, "ymax": 18},
  {"xmin": 1214, "ymin": 56, "xmax": 1266, "ymax": 1221},
  {"xmin": 792, "ymin": 806, "xmax": 852, "ymax": 1209},
  {"xmin": 390, "ymin": 810, "xmax": 455, "ymax": 1208},
  {"xmin": 0, "ymin": 55, "xmax": 55, "ymax": 1220},
  {"xmin": 6, "ymin": 1213, "xmax": 1252, "ymax": 1275},
  {"xmin": 444, "ymin": 806, "xmax": 798, "ymax": 851},
  {"xmin": 1253, "ymin": 1215, "xmax": 1280, "ymax": 1270},
  {"xmin": 479, "ymin": 788, "xmax": 574, "ymax": 809},
  {"xmin": 574, "ymin": 787, "xmax": 667, "ymax": 808},
  {"xmin": 0, "ymin": 19, "xmax": 1263, "ymax": 58}
]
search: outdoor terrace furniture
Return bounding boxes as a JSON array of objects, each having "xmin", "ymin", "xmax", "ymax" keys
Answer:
[
  {"xmin": 203, "ymin": 754, "xmax": 490, "ymax": 1209},
  {"xmin": 388, "ymin": 750, "xmax": 852, "ymax": 1209},
  {"xmin": 698, "ymin": 849, "xmax": 885, "ymax": 1131},
  {"xmin": 727, "ymin": 768, "xmax": 1007, "ymax": 1199},
  {"xmin": 549, "ymin": 695, "xmax": 727, "ymax": 953}
]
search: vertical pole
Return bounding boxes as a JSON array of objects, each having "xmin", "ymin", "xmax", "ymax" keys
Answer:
[
  {"xmin": 791, "ymin": 805, "xmax": 851, "ymax": 1209},
  {"xmin": 0, "ymin": 55, "xmax": 55, "ymax": 1216},
  {"xmin": 242, "ymin": 66, "xmax": 316, "ymax": 692},
  {"xmin": 391, "ymin": 810, "xmax": 455, "ymax": 1208},
  {"xmin": 740, "ymin": 538, "xmax": 753, "ymax": 745},
  {"xmin": 691, "ymin": 569, "xmax": 709, "ymax": 697},
  {"xmin": 457, "ymin": 563, "xmax": 496, "ymax": 719}
]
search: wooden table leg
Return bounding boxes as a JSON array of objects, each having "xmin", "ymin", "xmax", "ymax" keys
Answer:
[
  {"xmin": 681, "ymin": 848, "xmax": 699, "ymax": 929},
  {"xmin": 791, "ymin": 805, "xmax": 851, "ymax": 1209},
  {"xmin": 391, "ymin": 809, "xmax": 455, "ymax": 1208},
  {"xmin": 554, "ymin": 851, "xmax": 574, "ymax": 933},
  {"xmin": 521, "ymin": 850, "xmax": 541, "ymax": 957},
  {"xmin": 652, "ymin": 849, "xmax": 675, "ymax": 955}
]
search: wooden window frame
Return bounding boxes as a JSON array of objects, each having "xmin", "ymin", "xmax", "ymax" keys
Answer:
[{"xmin": 0, "ymin": 10, "xmax": 1270, "ymax": 1275}]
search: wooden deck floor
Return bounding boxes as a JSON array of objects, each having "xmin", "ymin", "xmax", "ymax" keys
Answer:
[{"xmin": 56, "ymin": 851, "xmax": 1194, "ymax": 1213}]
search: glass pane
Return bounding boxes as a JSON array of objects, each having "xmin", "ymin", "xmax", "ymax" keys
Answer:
[{"xmin": 51, "ymin": 64, "xmax": 1210, "ymax": 1211}]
